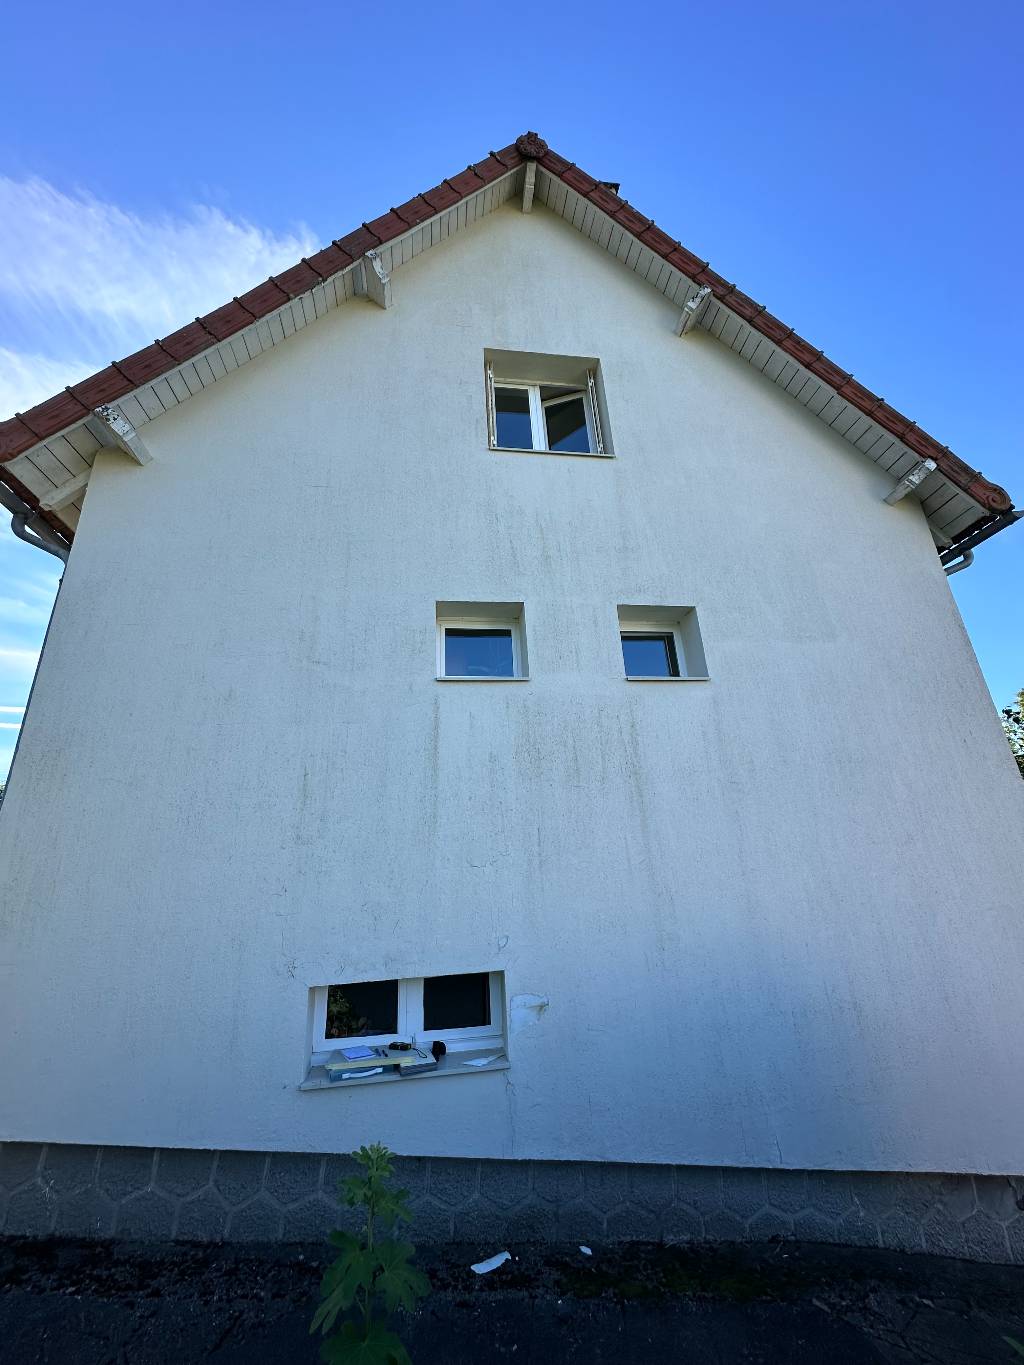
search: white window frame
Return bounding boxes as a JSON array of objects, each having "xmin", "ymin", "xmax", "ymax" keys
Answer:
[
  {"xmin": 436, "ymin": 612, "xmax": 526, "ymax": 680},
  {"xmin": 311, "ymin": 972, "xmax": 504, "ymax": 1059},
  {"xmin": 486, "ymin": 363, "xmax": 605, "ymax": 455}
]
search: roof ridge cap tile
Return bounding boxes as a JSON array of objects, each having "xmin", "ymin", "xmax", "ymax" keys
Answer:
[{"xmin": 0, "ymin": 133, "xmax": 1013, "ymax": 521}]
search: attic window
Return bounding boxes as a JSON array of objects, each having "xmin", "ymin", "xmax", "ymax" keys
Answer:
[{"xmin": 485, "ymin": 350, "xmax": 611, "ymax": 457}]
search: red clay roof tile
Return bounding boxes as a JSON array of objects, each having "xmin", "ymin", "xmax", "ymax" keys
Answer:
[
  {"xmin": 334, "ymin": 225, "xmax": 380, "ymax": 258},
  {"xmin": 160, "ymin": 322, "xmax": 216, "ymax": 364},
  {"xmin": 364, "ymin": 210, "xmax": 408, "ymax": 242},
  {"xmin": 471, "ymin": 155, "xmax": 510, "ymax": 185},
  {"xmin": 445, "ymin": 167, "xmax": 485, "ymax": 196},
  {"xmin": 304, "ymin": 245, "xmax": 354, "ymax": 279},
  {"xmin": 420, "ymin": 182, "xmax": 462, "ymax": 213},
  {"xmin": 393, "ymin": 196, "xmax": 435, "ymax": 228},
  {"xmin": 639, "ymin": 225, "xmax": 677, "ymax": 257},
  {"xmin": 588, "ymin": 184, "xmax": 625, "ymax": 216},
  {"xmin": 69, "ymin": 368, "xmax": 133, "ymax": 408},
  {"xmin": 202, "ymin": 301, "xmax": 254, "ymax": 340},
  {"xmin": 117, "ymin": 345, "xmax": 179, "ymax": 387},
  {"xmin": 489, "ymin": 143, "xmax": 525, "ymax": 170},
  {"xmin": 613, "ymin": 205, "xmax": 651, "ymax": 236},
  {"xmin": 18, "ymin": 390, "xmax": 91, "ymax": 437},
  {"xmin": 756, "ymin": 312, "xmax": 795, "ymax": 345},
  {"xmin": 274, "ymin": 261, "xmax": 324, "ymax": 296},
  {"xmin": 809, "ymin": 355, "xmax": 853, "ymax": 389},
  {"xmin": 539, "ymin": 148, "xmax": 572, "ymax": 175},
  {"xmin": 238, "ymin": 280, "xmax": 292, "ymax": 316},
  {"xmin": 562, "ymin": 165, "xmax": 598, "ymax": 196}
]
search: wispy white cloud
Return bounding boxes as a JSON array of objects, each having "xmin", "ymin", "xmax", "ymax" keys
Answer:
[
  {"xmin": 0, "ymin": 178, "xmax": 318, "ymax": 779},
  {"xmin": 0, "ymin": 176, "xmax": 318, "ymax": 392},
  {"xmin": 0, "ymin": 346, "xmax": 100, "ymax": 417},
  {"xmin": 0, "ymin": 646, "xmax": 41, "ymax": 681}
]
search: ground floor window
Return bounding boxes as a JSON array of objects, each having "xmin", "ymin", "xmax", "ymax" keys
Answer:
[{"xmin": 311, "ymin": 972, "xmax": 505, "ymax": 1056}]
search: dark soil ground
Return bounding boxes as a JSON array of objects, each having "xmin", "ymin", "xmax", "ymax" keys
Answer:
[{"xmin": 2, "ymin": 1235, "xmax": 1023, "ymax": 1363}]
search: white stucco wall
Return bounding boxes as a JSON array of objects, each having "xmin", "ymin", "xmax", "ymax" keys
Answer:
[{"xmin": 2, "ymin": 204, "xmax": 1022, "ymax": 1173}]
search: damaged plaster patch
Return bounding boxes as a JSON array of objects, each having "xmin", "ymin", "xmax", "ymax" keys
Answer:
[{"xmin": 509, "ymin": 993, "xmax": 549, "ymax": 1035}]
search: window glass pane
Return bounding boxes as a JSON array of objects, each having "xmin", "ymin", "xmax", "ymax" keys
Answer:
[
  {"xmin": 621, "ymin": 633, "xmax": 680, "ymax": 677},
  {"xmin": 423, "ymin": 973, "xmax": 491, "ymax": 1031},
  {"xmin": 326, "ymin": 980, "xmax": 398, "ymax": 1038},
  {"xmin": 445, "ymin": 628, "xmax": 514, "ymax": 677},
  {"xmin": 494, "ymin": 386, "xmax": 533, "ymax": 449},
  {"xmin": 543, "ymin": 393, "xmax": 590, "ymax": 452}
]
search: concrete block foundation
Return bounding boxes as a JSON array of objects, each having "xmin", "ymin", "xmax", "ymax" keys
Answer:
[{"xmin": 2, "ymin": 1144, "xmax": 1023, "ymax": 1264}]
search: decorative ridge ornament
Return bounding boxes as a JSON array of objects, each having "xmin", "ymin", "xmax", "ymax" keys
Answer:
[{"xmin": 516, "ymin": 131, "xmax": 549, "ymax": 159}]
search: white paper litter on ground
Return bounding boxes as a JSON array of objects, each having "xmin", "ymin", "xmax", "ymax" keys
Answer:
[
  {"xmin": 579, "ymin": 1245, "xmax": 593, "ymax": 1256},
  {"xmin": 471, "ymin": 1251, "xmax": 511, "ymax": 1274},
  {"xmin": 464, "ymin": 1054, "xmax": 502, "ymax": 1067}
]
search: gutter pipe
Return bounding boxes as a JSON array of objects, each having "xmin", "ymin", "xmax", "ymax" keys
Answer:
[
  {"xmin": 943, "ymin": 549, "xmax": 974, "ymax": 576},
  {"xmin": 940, "ymin": 508, "xmax": 1023, "ymax": 575},
  {"xmin": 0, "ymin": 483, "xmax": 69, "ymax": 564}
]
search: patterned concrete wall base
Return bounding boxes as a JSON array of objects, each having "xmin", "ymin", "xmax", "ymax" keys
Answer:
[{"xmin": 2, "ymin": 1144, "xmax": 1023, "ymax": 1265}]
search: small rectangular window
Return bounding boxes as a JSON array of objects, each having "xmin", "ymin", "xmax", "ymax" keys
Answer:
[
  {"xmin": 436, "ymin": 603, "xmax": 528, "ymax": 680},
  {"xmin": 621, "ymin": 633, "xmax": 680, "ymax": 679},
  {"xmin": 308, "ymin": 972, "xmax": 506, "ymax": 1070},
  {"xmin": 485, "ymin": 351, "xmax": 610, "ymax": 456},
  {"xmin": 617, "ymin": 606, "xmax": 709, "ymax": 681}
]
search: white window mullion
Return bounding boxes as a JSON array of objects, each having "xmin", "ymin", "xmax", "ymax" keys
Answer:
[
  {"xmin": 527, "ymin": 384, "xmax": 545, "ymax": 451},
  {"xmin": 485, "ymin": 361, "xmax": 497, "ymax": 449},
  {"xmin": 587, "ymin": 369, "xmax": 605, "ymax": 454},
  {"xmin": 403, "ymin": 977, "xmax": 425, "ymax": 1041}
]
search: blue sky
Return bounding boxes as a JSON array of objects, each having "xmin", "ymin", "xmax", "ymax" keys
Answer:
[{"xmin": 1, "ymin": 0, "xmax": 1021, "ymax": 779}]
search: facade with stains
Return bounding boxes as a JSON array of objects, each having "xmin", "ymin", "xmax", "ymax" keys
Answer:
[{"xmin": 1, "ymin": 134, "xmax": 1023, "ymax": 1257}]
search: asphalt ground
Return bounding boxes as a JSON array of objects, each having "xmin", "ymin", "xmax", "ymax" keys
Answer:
[{"xmin": 2, "ymin": 1235, "xmax": 1023, "ymax": 1363}]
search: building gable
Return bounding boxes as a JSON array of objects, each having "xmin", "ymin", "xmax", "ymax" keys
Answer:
[{"xmin": 0, "ymin": 132, "xmax": 1015, "ymax": 566}]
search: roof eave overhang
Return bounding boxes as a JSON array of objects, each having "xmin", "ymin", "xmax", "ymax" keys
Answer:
[{"xmin": 0, "ymin": 134, "xmax": 1013, "ymax": 555}]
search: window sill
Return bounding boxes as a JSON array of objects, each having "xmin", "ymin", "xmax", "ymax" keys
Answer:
[
  {"xmin": 436, "ymin": 676, "xmax": 529, "ymax": 683},
  {"xmin": 490, "ymin": 446, "xmax": 614, "ymax": 460},
  {"xmin": 625, "ymin": 676, "xmax": 710, "ymax": 682},
  {"xmin": 300, "ymin": 1047, "xmax": 509, "ymax": 1091}
]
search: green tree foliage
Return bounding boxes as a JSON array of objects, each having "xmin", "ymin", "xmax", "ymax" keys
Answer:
[
  {"xmin": 1002, "ymin": 690, "xmax": 1024, "ymax": 779},
  {"xmin": 311, "ymin": 1143, "xmax": 430, "ymax": 1365}
]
